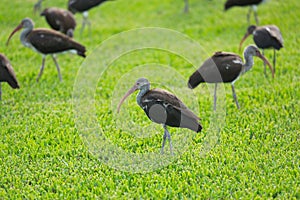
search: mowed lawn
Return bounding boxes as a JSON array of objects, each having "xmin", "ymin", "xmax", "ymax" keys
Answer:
[{"xmin": 0, "ymin": 0, "xmax": 299, "ymax": 198}]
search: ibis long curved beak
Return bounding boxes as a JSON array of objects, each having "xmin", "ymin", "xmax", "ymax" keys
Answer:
[
  {"xmin": 117, "ymin": 84, "xmax": 138, "ymax": 113},
  {"xmin": 239, "ymin": 32, "xmax": 250, "ymax": 52},
  {"xmin": 6, "ymin": 24, "xmax": 23, "ymax": 46},
  {"xmin": 257, "ymin": 53, "xmax": 275, "ymax": 78}
]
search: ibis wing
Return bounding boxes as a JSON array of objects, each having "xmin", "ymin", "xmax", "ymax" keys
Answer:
[
  {"xmin": 255, "ymin": 26, "xmax": 284, "ymax": 50},
  {"xmin": 225, "ymin": 0, "xmax": 263, "ymax": 9},
  {"xmin": 143, "ymin": 89, "xmax": 200, "ymax": 120},
  {"xmin": 28, "ymin": 29, "xmax": 85, "ymax": 55},
  {"xmin": 266, "ymin": 25, "xmax": 284, "ymax": 48},
  {"xmin": 0, "ymin": 54, "xmax": 19, "ymax": 88},
  {"xmin": 189, "ymin": 51, "xmax": 243, "ymax": 86},
  {"xmin": 68, "ymin": 0, "xmax": 110, "ymax": 12}
]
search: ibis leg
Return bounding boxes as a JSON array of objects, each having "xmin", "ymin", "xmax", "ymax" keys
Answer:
[
  {"xmin": 51, "ymin": 55, "xmax": 62, "ymax": 81},
  {"xmin": 34, "ymin": 0, "xmax": 43, "ymax": 14},
  {"xmin": 0, "ymin": 83, "xmax": 2, "ymax": 100},
  {"xmin": 247, "ymin": 7, "xmax": 252, "ymax": 25},
  {"xmin": 214, "ymin": 83, "xmax": 217, "ymax": 111},
  {"xmin": 80, "ymin": 12, "xmax": 91, "ymax": 35},
  {"xmin": 231, "ymin": 84, "xmax": 240, "ymax": 109},
  {"xmin": 262, "ymin": 50, "xmax": 268, "ymax": 78},
  {"xmin": 161, "ymin": 130, "xmax": 167, "ymax": 154},
  {"xmin": 36, "ymin": 56, "xmax": 46, "ymax": 82},
  {"xmin": 184, "ymin": 0, "xmax": 189, "ymax": 13},
  {"xmin": 161, "ymin": 125, "xmax": 173, "ymax": 155},
  {"xmin": 273, "ymin": 49, "xmax": 276, "ymax": 73},
  {"xmin": 253, "ymin": 6, "xmax": 259, "ymax": 25}
]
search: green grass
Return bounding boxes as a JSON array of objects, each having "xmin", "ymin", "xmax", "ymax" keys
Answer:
[{"xmin": 0, "ymin": 0, "xmax": 299, "ymax": 198}]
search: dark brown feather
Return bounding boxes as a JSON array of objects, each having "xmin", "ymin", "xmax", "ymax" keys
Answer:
[
  {"xmin": 28, "ymin": 29, "xmax": 86, "ymax": 57},
  {"xmin": 68, "ymin": 0, "xmax": 113, "ymax": 13},
  {"xmin": 254, "ymin": 25, "xmax": 283, "ymax": 50},
  {"xmin": 0, "ymin": 53, "xmax": 20, "ymax": 89},
  {"xmin": 188, "ymin": 51, "xmax": 243, "ymax": 88},
  {"xmin": 225, "ymin": 0, "xmax": 264, "ymax": 10},
  {"xmin": 141, "ymin": 89, "xmax": 202, "ymax": 132}
]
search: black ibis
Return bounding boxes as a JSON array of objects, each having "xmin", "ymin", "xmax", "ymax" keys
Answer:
[
  {"xmin": 239, "ymin": 25, "xmax": 283, "ymax": 75},
  {"xmin": 188, "ymin": 45, "xmax": 274, "ymax": 110},
  {"xmin": 6, "ymin": 18, "xmax": 86, "ymax": 82},
  {"xmin": 224, "ymin": 0, "xmax": 266, "ymax": 25},
  {"xmin": 0, "ymin": 53, "xmax": 20, "ymax": 100},
  {"xmin": 117, "ymin": 78, "xmax": 202, "ymax": 154},
  {"xmin": 41, "ymin": 7, "xmax": 77, "ymax": 37},
  {"xmin": 34, "ymin": 0, "xmax": 44, "ymax": 14},
  {"xmin": 68, "ymin": 0, "xmax": 113, "ymax": 33}
]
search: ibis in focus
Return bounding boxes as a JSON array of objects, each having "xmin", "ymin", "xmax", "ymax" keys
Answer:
[
  {"xmin": 117, "ymin": 78, "xmax": 202, "ymax": 154},
  {"xmin": 188, "ymin": 45, "xmax": 274, "ymax": 110}
]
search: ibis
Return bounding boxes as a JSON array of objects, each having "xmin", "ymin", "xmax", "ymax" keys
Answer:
[
  {"xmin": 6, "ymin": 18, "xmax": 86, "ymax": 82},
  {"xmin": 188, "ymin": 45, "xmax": 274, "ymax": 110},
  {"xmin": 117, "ymin": 78, "xmax": 202, "ymax": 154},
  {"xmin": 239, "ymin": 25, "xmax": 283, "ymax": 75}
]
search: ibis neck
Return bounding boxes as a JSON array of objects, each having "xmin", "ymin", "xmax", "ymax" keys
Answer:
[
  {"xmin": 136, "ymin": 86, "xmax": 150, "ymax": 107},
  {"xmin": 20, "ymin": 27, "xmax": 33, "ymax": 47},
  {"xmin": 242, "ymin": 52, "xmax": 254, "ymax": 74}
]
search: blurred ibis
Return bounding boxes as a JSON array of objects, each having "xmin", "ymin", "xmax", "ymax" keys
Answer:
[
  {"xmin": 239, "ymin": 25, "xmax": 283, "ymax": 76},
  {"xmin": 0, "ymin": 53, "xmax": 20, "ymax": 100},
  {"xmin": 68, "ymin": 0, "xmax": 113, "ymax": 33},
  {"xmin": 224, "ymin": 0, "xmax": 266, "ymax": 25},
  {"xmin": 184, "ymin": 0, "xmax": 189, "ymax": 13},
  {"xmin": 117, "ymin": 78, "xmax": 202, "ymax": 154},
  {"xmin": 188, "ymin": 45, "xmax": 274, "ymax": 110},
  {"xmin": 6, "ymin": 18, "xmax": 86, "ymax": 82},
  {"xmin": 41, "ymin": 7, "xmax": 77, "ymax": 37},
  {"xmin": 34, "ymin": 0, "xmax": 44, "ymax": 14}
]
